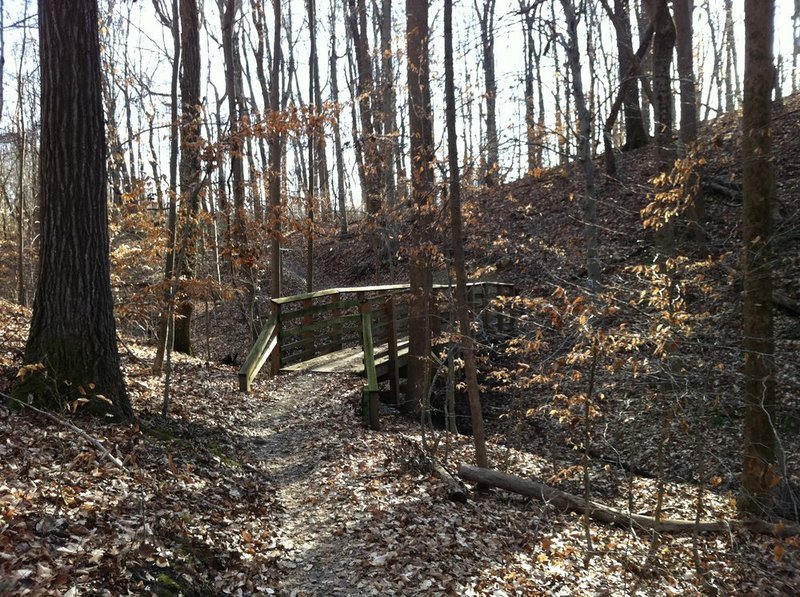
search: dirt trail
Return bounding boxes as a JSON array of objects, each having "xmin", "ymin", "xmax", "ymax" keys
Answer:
[{"xmin": 246, "ymin": 372, "xmax": 377, "ymax": 595}]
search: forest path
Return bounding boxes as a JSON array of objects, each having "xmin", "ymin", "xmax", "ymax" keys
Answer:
[{"xmin": 245, "ymin": 372, "xmax": 385, "ymax": 595}]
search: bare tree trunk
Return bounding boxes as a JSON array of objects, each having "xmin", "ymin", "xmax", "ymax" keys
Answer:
[
  {"xmin": 405, "ymin": 0, "xmax": 434, "ymax": 414},
  {"xmin": 519, "ymin": 1, "xmax": 539, "ymax": 174},
  {"xmin": 268, "ymin": 0, "xmax": 283, "ymax": 298},
  {"xmin": 674, "ymin": 0, "xmax": 707, "ymax": 255},
  {"xmin": 444, "ymin": 0, "xmax": 488, "ymax": 468},
  {"xmin": 724, "ymin": 0, "xmax": 735, "ymax": 112},
  {"xmin": 14, "ymin": 1, "xmax": 29, "ymax": 307},
  {"xmin": 652, "ymin": 0, "xmax": 676, "ymax": 270},
  {"xmin": 380, "ymin": 0, "xmax": 399, "ymax": 265},
  {"xmin": 562, "ymin": 0, "xmax": 601, "ymax": 288},
  {"xmin": 636, "ymin": 0, "xmax": 653, "ymax": 134},
  {"xmin": 173, "ymin": 0, "xmax": 202, "ymax": 356},
  {"xmin": 601, "ymin": 0, "xmax": 647, "ymax": 150},
  {"xmin": 220, "ymin": 0, "xmax": 247, "ymax": 252},
  {"xmin": 674, "ymin": 0, "xmax": 697, "ymax": 144},
  {"xmin": 740, "ymin": 0, "xmax": 779, "ymax": 517},
  {"xmin": 329, "ymin": 1, "xmax": 348, "ymax": 235},
  {"xmin": 0, "ymin": 0, "xmax": 4, "ymax": 122},
  {"xmin": 793, "ymin": 0, "xmax": 800, "ymax": 93},
  {"xmin": 308, "ymin": 0, "xmax": 330, "ymax": 218},
  {"xmin": 348, "ymin": 0, "xmax": 383, "ymax": 215},
  {"xmin": 475, "ymin": 0, "xmax": 498, "ymax": 186},
  {"xmin": 152, "ymin": 0, "xmax": 180, "ymax": 374}
]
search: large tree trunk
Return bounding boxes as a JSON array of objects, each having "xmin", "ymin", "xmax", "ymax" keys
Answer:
[
  {"xmin": 174, "ymin": 0, "xmax": 202, "ymax": 355},
  {"xmin": 405, "ymin": 0, "xmax": 434, "ymax": 414},
  {"xmin": 740, "ymin": 0, "xmax": 779, "ymax": 516},
  {"xmin": 444, "ymin": 0, "xmax": 488, "ymax": 469},
  {"xmin": 23, "ymin": 0, "xmax": 131, "ymax": 420}
]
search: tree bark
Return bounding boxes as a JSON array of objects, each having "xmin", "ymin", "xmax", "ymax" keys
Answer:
[
  {"xmin": 476, "ymin": 0, "xmax": 499, "ymax": 186},
  {"xmin": 673, "ymin": 0, "xmax": 697, "ymax": 144},
  {"xmin": 445, "ymin": 0, "xmax": 489, "ymax": 469},
  {"xmin": 741, "ymin": 0, "xmax": 779, "ymax": 516},
  {"xmin": 268, "ymin": 0, "xmax": 283, "ymax": 298},
  {"xmin": 23, "ymin": 0, "xmax": 131, "ymax": 420},
  {"xmin": 173, "ymin": 0, "xmax": 202, "ymax": 355},
  {"xmin": 562, "ymin": 0, "xmax": 601, "ymax": 288},
  {"xmin": 152, "ymin": 0, "xmax": 180, "ymax": 375},
  {"xmin": 652, "ymin": 0, "xmax": 676, "ymax": 270},
  {"xmin": 405, "ymin": 0, "xmax": 434, "ymax": 414},
  {"xmin": 349, "ymin": 0, "xmax": 383, "ymax": 215},
  {"xmin": 329, "ymin": 1, "xmax": 348, "ymax": 235}
]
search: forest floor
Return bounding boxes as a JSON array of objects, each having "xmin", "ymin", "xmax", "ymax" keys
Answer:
[
  {"xmin": 2, "ymin": 295, "xmax": 799, "ymax": 595},
  {"xmin": 3, "ymin": 95, "xmax": 800, "ymax": 594}
]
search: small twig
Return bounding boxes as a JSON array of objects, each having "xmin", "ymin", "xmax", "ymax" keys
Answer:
[{"xmin": 1, "ymin": 391, "xmax": 127, "ymax": 471}]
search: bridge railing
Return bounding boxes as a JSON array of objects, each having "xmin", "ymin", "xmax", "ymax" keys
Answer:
[{"xmin": 238, "ymin": 281, "xmax": 516, "ymax": 394}]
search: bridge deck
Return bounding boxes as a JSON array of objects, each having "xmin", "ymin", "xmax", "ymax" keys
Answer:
[{"xmin": 282, "ymin": 338, "xmax": 410, "ymax": 375}]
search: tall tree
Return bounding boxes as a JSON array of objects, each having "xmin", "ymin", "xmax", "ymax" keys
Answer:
[
  {"xmin": 22, "ymin": 0, "xmax": 131, "ymax": 419},
  {"xmin": 651, "ymin": 0, "xmax": 675, "ymax": 269},
  {"xmin": 268, "ymin": 0, "xmax": 283, "ymax": 298},
  {"xmin": 329, "ymin": 1, "xmax": 349, "ymax": 235},
  {"xmin": 475, "ymin": 0, "xmax": 499, "ymax": 185},
  {"xmin": 0, "ymin": 0, "xmax": 4, "ymax": 122},
  {"xmin": 349, "ymin": 0, "xmax": 383, "ymax": 215},
  {"xmin": 219, "ymin": 0, "xmax": 247, "ymax": 251},
  {"xmin": 445, "ymin": 0, "xmax": 488, "ymax": 468},
  {"xmin": 405, "ymin": 0, "xmax": 434, "ymax": 413},
  {"xmin": 151, "ymin": 0, "xmax": 180, "ymax": 374},
  {"xmin": 600, "ymin": 0, "xmax": 647, "ymax": 150},
  {"xmin": 674, "ymin": 0, "xmax": 707, "ymax": 254},
  {"xmin": 174, "ymin": 0, "xmax": 203, "ymax": 354},
  {"xmin": 673, "ymin": 0, "xmax": 697, "ymax": 144},
  {"xmin": 561, "ymin": 0, "xmax": 600, "ymax": 287},
  {"xmin": 793, "ymin": 0, "xmax": 800, "ymax": 92},
  {"xmin": 740, "ymin": 0, "xmax": 779, "ymax": 516}
]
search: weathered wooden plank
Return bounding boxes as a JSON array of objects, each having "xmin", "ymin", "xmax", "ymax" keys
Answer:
[
  {"xmin": 330, "ymin": 293, "xmax": 343, "ymax": 350},
  {"xmin": 280, "ymin": 298, "xmax": 360, "ymax": 322},
  {"xmin": 238, "ymin": 314, "xmax": 278, "ymax": 392},
  {"xmin": 385, "ymin": 296, "xmax": 400, "ymax": 404},
  {"xmin": 272, "ymin": 284, "xmax": 411, "ymax": 305},
  {"xmin": 360, "ymin": 303, "xmax": 380, "ymax": 430}
]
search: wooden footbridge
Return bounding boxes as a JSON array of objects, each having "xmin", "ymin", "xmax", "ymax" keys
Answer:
[{"xmin": 238, "ymin": 281, "xmax": 515, "ymax": 426}]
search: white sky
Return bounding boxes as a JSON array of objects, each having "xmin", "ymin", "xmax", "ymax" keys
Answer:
[{"xmin": 1, "ymin": 0, "xmax": 797, "ymax": 204}]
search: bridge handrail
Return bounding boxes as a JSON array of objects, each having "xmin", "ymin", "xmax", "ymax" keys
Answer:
[
  {"xmin": 238, "ymin": 281, "xmax": 516, "ymax": 393},
  {"xmin": 238, "ymin": 314, "xmax": 279, "ymax": 392}
]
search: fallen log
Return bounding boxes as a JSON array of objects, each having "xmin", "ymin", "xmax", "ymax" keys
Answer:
[{"xmin": 457, "ymin": 464, "xmax": 800, "ymax": 536}]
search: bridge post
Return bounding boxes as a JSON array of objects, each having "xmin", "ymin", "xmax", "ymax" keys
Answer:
[
  {"xmin": 385, "ymin": 295, "xmax": 400, "ymax": 404},
  {"xmin": 302, "ymin": 298, "xmax": 314, "ymax": 357},
  {"xmin": 330, "ymin": 293, "xmax": 343, "ymax": 350},
  {"xmin": 270, "ymin": 302, "xmax": 282, "ymax": 375},
  {"xmin": 359, "ymin": 301, "xmax": 380, "ymax": 430}
]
